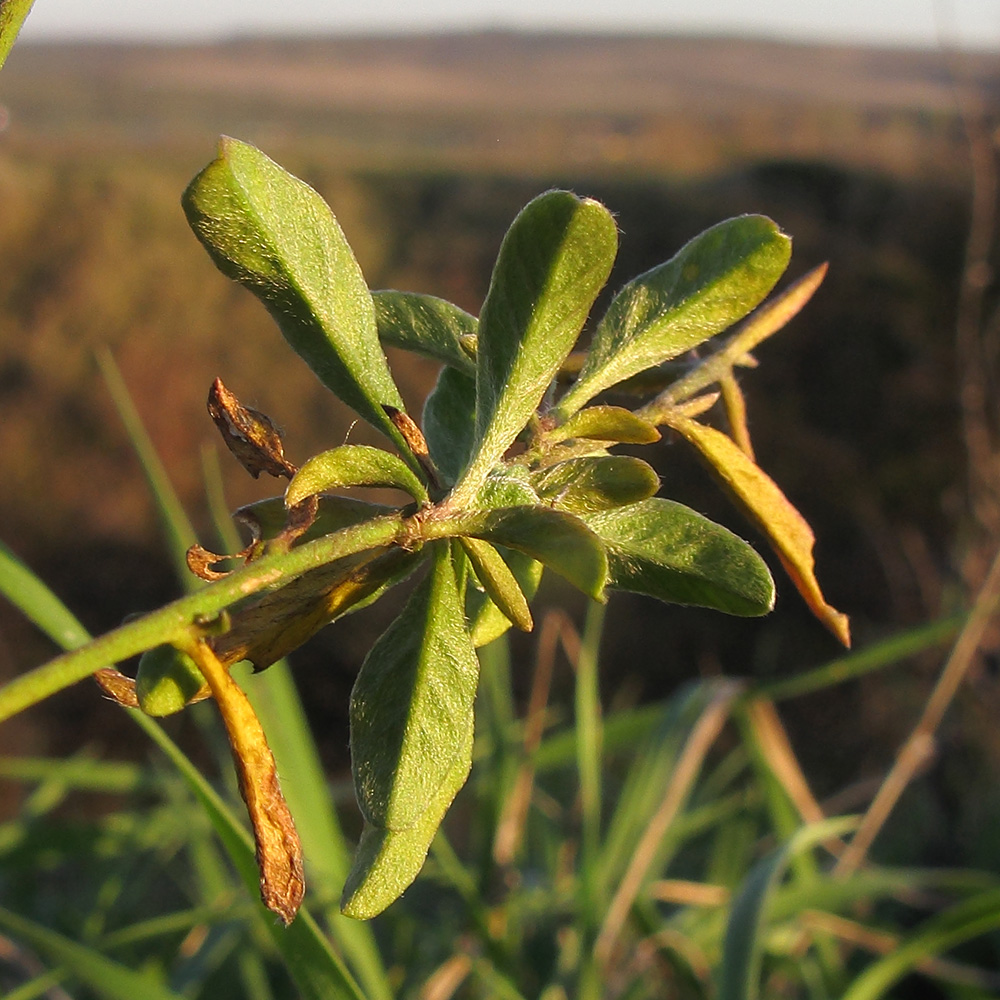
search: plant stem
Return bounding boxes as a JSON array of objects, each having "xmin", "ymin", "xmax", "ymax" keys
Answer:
[{"xmin": 0, "ymin": 513, "xmax": 403, "ymax": 724}]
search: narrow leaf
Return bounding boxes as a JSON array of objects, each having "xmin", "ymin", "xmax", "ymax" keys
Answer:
[
  {"xmin": 182, "ymin": 138, "xmax": 416, "ymax": 464},
  {"xmin": 286, "ymin": 445, "xmax": 429, "ymax": 507},
  {"xmin": 350, "ymin": 546, "xmax": 479, "ymax": 831},
  {"xmin": 587, "ymin": 498, "xmax": 775, "ymax": 616},
  {"xmin": 421, "ymin": 366, "xmax": 478, "ymax": 488},
  {"xmin": 665, "ymin": 414, "xmax": 850, "ymax": 644},
  {"xmin": 0, "ymin": 906, "xmax": 185, "ymax": 1000},
  {"xmin": 441, "ymin": 505, "xmax": 608, "ymax": 600},
  {"xmin": 467, "ymin": 548, "xmax": 543, "ymax": 647},
  {"xmin": 341, "ymin": 720, "xmax": 473, "ymax": 919},
  {"xmin": 373, "ymin": 290, "xmax": 477, "ymax": 375},
  {"xmin": 533, "ymin": 456, "xmax": 660, "ymax": 516},
  {"xmin": 460, "ymin": 536, "xmax": 533, "ymax": 632},
  {"xmin": 558, "ymin": 215, "xmax": 791, "ymax": 416},
  {"xmin": 718, "ymin": 817, "xmax": 859, "ymax": 1000},
  {"xmin": 547, "ymin": 405, "xmax": 661, "ymax": 445},
  {"xmin": 455, "ymin": 191, "xmax": 618, "ymax": 501}
]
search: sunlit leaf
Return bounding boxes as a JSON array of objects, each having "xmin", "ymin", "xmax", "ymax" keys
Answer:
[
  {"xmin": 350, "ymin": 545, "xmax": 478, "ymax": 831},
  {"xmin": 447, "ymin": 505, "xmax": 608, "ymax": 600},
  {"xmin": 460, "ymin": 536, "xmax": 533, "ymax": 632},
  {"xmin": 455, "ymin": 190, "xmax": 618, "ymax": 501},
  {"xmin": 135, "ymin": 643, "xmax": 209, "ymax": 717},
  {"xmin": 547, "ymin": 405, "xmax": 661, "ymax": 445},
  {"xmin": 587, "ymin": 498, "xmax": 775, "ymax": 616},
  {"xmin": 467, "ymin": 547, "xmax": 543, "ymax": 647},
  {"xmin": 285, "ymin": 445, "xmax": 429, "ymax": 507},
  {"xmin": 557, "ymin": 215, "xmax": 791, "ymax": 416},
  {"xmin": 665, "ymin": 414, "xmax": 850, "ymax": 645},
  {"xmin": 182, "ymin": 138, "xmax": 417, "ymax": 465},
  {"xmin": 341, "ymin": 718, "xmax": 473, "ymax": 919},
  {"xmin": 373, "ymin": 290, "xmax": 477, "ymax": 376},
  {"xmin": 0, "ymin": 0, "xmax": 34, "ymax": 72},
  {"xmin": 533, "ymin": 456, "xmax": 660, "ymax": 516}
]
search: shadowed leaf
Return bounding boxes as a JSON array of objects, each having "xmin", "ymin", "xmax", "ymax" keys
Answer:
[
  {"xmin": 373, "ymin": 290, "xmax": 477, "ymax": 376},
  {"xmin": 534, "ymin": 455, "xmax": 660, "ymax": 516}
]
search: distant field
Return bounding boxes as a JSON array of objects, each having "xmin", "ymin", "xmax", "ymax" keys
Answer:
[{"xmin": 0, "ymin": 33, "xmax": 994, "ymax": 178}]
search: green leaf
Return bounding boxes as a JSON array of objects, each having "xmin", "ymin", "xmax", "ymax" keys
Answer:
[
  {"xmin": 586, "ymin": 498, "xmax": 775, "ymax": 616},
  {"xmin": 454, "ymin": 191, "xmax": 619, "ymax": 502},
  {"xmin": 285, "ymin": 445, "xmax": 429, "ymax": 507},
  {"xmin": 446, "ymin": 505, "xmax": 608, "ymax": 600},
  {"xmin": 373, "ymin": 290, "xmax": 477, "ymax": 376},
  {"xmin": 0, "ymin": 0, "xmax": 35, "ymax": 72},
  {"xmin": 460, "ymin": 536, "xmax": 533, "ymax": 632},
  {"xmin": 182, "ymin": 138, "xmax": 415, "ymax": 465},
  {"xmin": 474, "ymin": 465, "xmax": 540, "ymax": 509},
  {"xmin": 349, "ymin": 545, "xmax": 479, "ymax": 831},
  {"xmin": 0, "ymin": 906, "xmax": 186, "ymax": 1000},
  {"xmin": 421, "ymin": 365, "xmax": 478, "ymax": 488},
  {"xmin": 546, "ymin": 405, "xmax": 661, "ymax": 445},
  {"xmin": 557, "ymin": 216, "xmax": 791, "ymax": 416},
  {"xmin": 341, "ymin": 718, "xmax": 473, "ymax": 919},
  {"xmin": 839, "ymin": 888, "xmax": 1000, "ymax": 1000},
  {"xmin": 468, "ymin": 548, "xmax": 543, "ymax": 647},
  {"xmin": 717, "ymin": 817, "xmax": 859, "ymax": 1000},
  {"xmin": 533, "ymin": 455, "xmax": 660, "ymax": 516}
]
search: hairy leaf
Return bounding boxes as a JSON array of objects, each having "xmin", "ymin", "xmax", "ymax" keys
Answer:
[
  {"xmin": 467, "ymin": 547, "xmax": 543, "ymax": 647},
  {"xmin": 341, "ymin": 718, "xmax": 473, "ymax": 919},
  {"xmin": 460, "ymin": 536, "xmax": 533, "ymax": 632},
  {"xmin": 455, "ymin": 190, "xmax": 618, "ymax": 500},
  {"xmin": 587, "ymin": 498, "xmax": 775, "ymax": 616},
  {"xmin": 446, "ymin": 505, "xmax": 608, "ymax": 600},
  {"xmin": 350, "ymin": 546, "xmax": 478, "ymax": 831},
  {"xmin": 285, "ymin": 445, "xmax": 429, "ymax": 507},
  {"xmin": 547, "ymin": 405, "xmax": 661, "ymax": 445},
  {"xmin": 557, "ymin": 215, "xmax": 791, "ymax": 415},
  {"xmin": 182, "ymin": 138, "xmax": 417, "ymax": 465},
  {"xmin": 421, "ymin": 365, "xmax": 478, "ymax": 488},
  {"xmin": 533, "ymin": 455, "xmax": 660, "ymax": 516},
  {"xmin": 373, "ymin": 290, "xmax": 477, "ymax": 375}
]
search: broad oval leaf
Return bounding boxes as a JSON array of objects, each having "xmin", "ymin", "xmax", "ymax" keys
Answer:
[
  {"xmin": 350, "ymin": 545, "xmax": 479, "ymax": 831},
  {"xmin": 533, "ymin": 455, "xmax": 660, "ymax": 516},
  {"xmin": 557, "ymin": 215, "xmax": 791, "ymax": 416},
  {"xmin": 586, "ymin": 498, "xmax": 775, "ymax": 616},
  {"xmin": 285, "ymin": 445, "xmax": 429, "ymax": 507},
  {"xmin": 182, "ymin": 138, "xmax": 417, "ymax": 465},
  {"xmin": 421, "ymin": 365, "xmax": 477, "ymax": 488},
  {"xmin": 454, "ymin": 190, "xmax": 619, "ymax": 501},
  {"xmin": 450, "ymin": 505, "xmax": 608, "ymax": 600},
  {"xmin": 373, "ymin": 290, "xmax": 477, "ymax": 376},
  {"xmin": 547, "ymin": 405, "xmax": 661, "ymax": 445},
  {"xmin": 341, "ymin": 717, "xmax": 473, "ymax": 919},
  {"xmin": 474, "ymin": 465, "xmax": 539, "ymax": 510}
]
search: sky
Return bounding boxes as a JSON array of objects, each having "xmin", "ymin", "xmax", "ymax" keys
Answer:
[{"xmin": 15, "ymin": 0, "xmax": 1000, "ymax": 50}]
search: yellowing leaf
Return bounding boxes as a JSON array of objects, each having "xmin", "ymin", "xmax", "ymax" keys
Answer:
[{"xmin": 664, "ymin": 414, "xmax": 850, "ymax": 647}]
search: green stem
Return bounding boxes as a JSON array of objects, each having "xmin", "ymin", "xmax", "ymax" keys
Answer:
[{"xmin": 0, "ymin": 513, "xmax": 404, "ymax": 723}]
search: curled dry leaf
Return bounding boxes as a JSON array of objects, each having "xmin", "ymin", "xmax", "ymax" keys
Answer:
[
  {"xmin": 208, "ymin": 377, "xmax": 297, "ymax": 480},
  {"xmin": 663, "ymin": 413, "xmax": 851, "ymax": 647},
  {"xmin": 185, "ymin": 640, "xmax": 305, "ymax": 923}
]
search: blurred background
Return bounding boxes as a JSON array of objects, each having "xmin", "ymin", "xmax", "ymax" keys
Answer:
[{"xmin": 1, "ymin": 0, "xmax": 999, "ymax": 874}]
